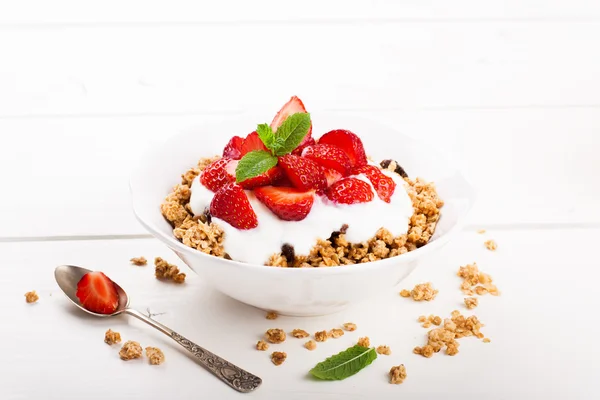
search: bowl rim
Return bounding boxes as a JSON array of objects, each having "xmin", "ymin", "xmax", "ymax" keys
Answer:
[{"xmin": 130, "ymin": 113, "xmax": 476, "ymax": 275}]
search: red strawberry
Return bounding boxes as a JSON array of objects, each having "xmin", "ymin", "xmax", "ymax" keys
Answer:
[
  {"xmin": 318, "ymin": 129, "xmax": 367, "ymax": 168},
  {"xmin": 210, "ymin": 183, "xmax": 258, "ymax": 229},
  {"xmin": 278, "ymin": 154, "xmax": 327, "ymax": 191},
  {"xmin": 75, "ymin": 271, "xmax": 119, "ymax": 314},
  {"xmin": 222, "ymin": 136, "xmax": 244, "ymax": 159},
  {"xmin": 292, "ymin": 136, "xmax": 316, "ymax": 156},
  {"xmin": 322, "ymin": 168, "xmax": 343, "ymax": 187},
  {"xmin": 240, "ymin": 131, "xmax": 268, "ymax": 156},
  {"xmin": 271, "ymin": 96, "xmax": 312, "ymax": 147},
  {"xmin": 239, "ymin": 166, "xmax": 284, "ymax": 190},
  {"xmin": 353, "ymin": 165, "xmax": 396, "ymax": 203},
  {"xmin": 254, "ymin": 186, "xmax": 315, "ymax": 221},
  {"xmin": 301, "ymin": 144, "xmax": 352, "ymax": 175},
  {"xmin": 325, "ymin": 177, "xmax": 374, "ymax": 205},
  {"xmin": 200, "ymin": 158, "xmax": 236, "ymax": 192}
]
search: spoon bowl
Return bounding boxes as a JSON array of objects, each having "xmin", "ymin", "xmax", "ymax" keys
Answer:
[{"xmin": 54, "ymin": 264, "xmax": 261, "ymax": 393}]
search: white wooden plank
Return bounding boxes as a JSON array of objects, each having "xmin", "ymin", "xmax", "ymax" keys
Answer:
[
  {"xmin": 1, "ymin": 229, "xmax": 598, "ymax": 399},
  {"xmin": 0, "ymin": 108, "xmax": 598, "ymax": 238},
  {"xmin": 0, "ymin": 22, "xmax": 599, "ymax": 118},
  {"xmin": 0, "ymin": 1, "xmax": 598, "ymax": 25}
]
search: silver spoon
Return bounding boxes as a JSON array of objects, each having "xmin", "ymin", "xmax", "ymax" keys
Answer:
[{"xmin": 54, "ymin": 265, "xmax": 262, "ymax": 393}]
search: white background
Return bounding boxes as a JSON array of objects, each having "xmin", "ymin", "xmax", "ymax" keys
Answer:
[{"xmin": 1, "ymin": 1, "xmax": 599, "ymax": 399}]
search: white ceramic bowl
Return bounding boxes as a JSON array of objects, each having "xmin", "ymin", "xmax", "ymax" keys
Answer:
[{"xmin": 130, "ymin": 113, "xmax": 475, "ymax": 316}]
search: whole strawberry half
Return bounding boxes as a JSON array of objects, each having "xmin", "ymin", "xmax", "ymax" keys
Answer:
[
  {"xmin": 76, "ymin": 271, "xmax": 120, "ymax": 314},
  {"xmin": 222, "ymin": 136, "xmax": 244, "ymax": 159},
  {"xmin": 325, "ymin": 177, "xmax": 374, "ymax": 205},
  {"xmin": 353, "ymin": 165, "xmax": 396, "ymax": 203},
  {"xmin": 200, "ymin": 158, "xmax": 236, "ymax": 192},
  {"xmin": 301, "ymin": 144, "xmax": 352, "ymax": 175},
  {"xmin": 239, "ymin": 166, "xmax": 284, "ymax": 190},
  {"xmin": 254, "ymin": 186, "xmax": 315, "ymax": 221},
  {"xmin": 278, "ymin": 154, "xmax": 327, "ymax": 191},
  {"xmin": 271, "ymin": 96, "xmax": 313, "ymax": 148},
  {"xmin": 318, "ymin": 129, "xmax": 368, "ymax": 168},
  {"xmin": 240, "ymin": 131, "xmax": 268, "ymax": 157},
  {"xmin": 210, "ymin": 183, "xmax": 258, "ymax": 229}
]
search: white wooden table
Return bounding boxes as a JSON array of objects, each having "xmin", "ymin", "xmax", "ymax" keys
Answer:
[{"xmin": 1, "ymin": 2, "xmax": 599, "ymax": 399}]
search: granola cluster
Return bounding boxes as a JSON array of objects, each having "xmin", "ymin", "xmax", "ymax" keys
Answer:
[
  {"xmin": 271, "ymin": 351, "xmax": 287, "ymax": 366},
  {"xmin": 304, "ymin": 340, "xmax": 317, "ymax": 350},
  {"xmin": 265, "ymin": 329, "xmax": 286, "ymax": 344},
  {"xmin": 130, "ymin": 256, "xmax": 147, "ymax": 266},
  {"xmin": 291, "ymin": 329, "xmax": 310, "ymax": 339},
  {"xmin": 457, "ymin": 263, "xmax": 500, "ymax": 296},
  {"xmin": 376, "ymin": 345, "xmax": 391, "ymax": 355},
  {"xmin": 145, "ymin": 347, "xmax": 165, "ymax": 365},
  {"xmin": 400, "ymin": 282, "xmax": 438, "ymax": 301},
  {"xmin": 418, "ymin": 314, "xmax": 442, "ymax": 329},
  {"xmin": 256, "ymin": 340, "xmax": 269, "ymax": 351},
  {"xmin": 24, "ymin": 291, "xmax": 39, "ymax": 303},
  {"xmin": 414, "ymin": 310, "xmax": 487, "ymax": 358},
  {"xmin": 484, "ymin": 239, "xmax": 498, "ymax": 251},
  {"xmin": 161, "ymin": 156, "xmax": 443, "ymax": 267},
  {"xmin": 343, "ymin": 322, "xmax": 357, "ymax": 331},
  {"xmin": 119, "ymin": 341, "xmax": 143, "ymax": 360},
  {"xmin": 357, "ymin": 336, "xmax": 370, "ymax": 347},
  {"xmin": 104, "ymin": 329, "xmax": 122, "ymax": 345},
  {"xmin": 389, "ymin": 364, "xmax": 407, "ymax": 384},
  {"xmin": 154, "ymin": 257, "xmax": 186, "ymax": 283},
  {"xmin": 266, "ymin": 311, "xmax": 278, "ymax": 320}
]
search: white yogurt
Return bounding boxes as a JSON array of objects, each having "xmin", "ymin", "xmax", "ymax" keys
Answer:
[{"xmin": 189, "ymin": 168, "xmax": 414, "ymax": 265}]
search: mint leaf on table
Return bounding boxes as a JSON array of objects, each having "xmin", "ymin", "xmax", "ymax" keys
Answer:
[
  {"xmin": 309, "ymin": 345, "xmax": 377, "ymax": 380},
  {"xmin": 272, "ymin": 113, "xmax": 311, "ymax": 156},
  {"xmin": 235, "ymin": 150, "xmax": 278, "ymax": 183},
  {"xmin": 256, "ymin": 123, "xmax": 275, "ymax": 151}
]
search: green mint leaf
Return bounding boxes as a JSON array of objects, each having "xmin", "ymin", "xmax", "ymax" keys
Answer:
[
  {"xmin": 256, "ymin": 123, "xmax": 275, "ymax": 151},
  {"xmin": 272, "ymin": 112, "xmax": 311, "ymax": 156},
  {"xmin": 235, "ymin": 150, "xmax": 278, "ymax": 183},
  {"xmin": 309, "ymin": 345, "xmax": 377, "ymax": 380}
]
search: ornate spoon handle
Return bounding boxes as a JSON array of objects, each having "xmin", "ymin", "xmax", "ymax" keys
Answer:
[{"xmin": 126, "ymin": 308, "xmax": 262, "ymax": 393}]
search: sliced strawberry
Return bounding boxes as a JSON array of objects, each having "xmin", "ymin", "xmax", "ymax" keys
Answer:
[
  {"xmin": 254, "ymin": 186, "xmax": 315, "ymax": 221},
  {"xmin": 301, "ymin": 144, "xmax": 352, "ymax": 175},
  {"xmin": 210, "ymin": 183, "xmax": 258, "ymax": 229},
  {"xmin": 318, "ymin": 129, "xmax": 368, "ymax": 168},
  {"xmin": 271, "ymin": 96, "xmax": 312, "ymax": 147},
  {"xmin": 222, "ymin": 136, "xmax": 244, "ymax": 159},
  {"xmin": 240, "ymin": 131, "xmax": 268, "ymax": 156},
  {"xmin": 353, "ymin": 165, "xmax": 396, "ymax": 203},
  {"xmin": 239, "ymin": 166, "xmax": 284, "ymax": 190},
  {"xmin": 75, "ymin": 271, "xmax": 119, "ymax": 314},
  {"xmin": 325, "ymin": 177, "xmax": 374, "ymax": 205},
  {"xmin": 322, "ymin": 168, "xmax": 343, "ymax": 187},
  {"xmin": 278, "ymin": 154, "xmax": 327, "ymax": 191},
  {"xmin": 292, "ymin": 136, "xmax": 316, "ymax": 156},
  {"xmin": 200, "ymin": 158, "xmax": 236, "ymax": 192}
]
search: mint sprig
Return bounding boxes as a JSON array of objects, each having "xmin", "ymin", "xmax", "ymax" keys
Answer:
[
  {"xmin": 309, "ymin": 345, "xmax": 377, "ymax": 380},
  {"xmin": 235, "ymin": 112, "xmax": 311, "ymax": 183}
]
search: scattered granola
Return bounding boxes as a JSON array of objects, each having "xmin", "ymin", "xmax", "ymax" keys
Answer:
[
  {"xmin": 464, "ymin": 297, "xmax": 479, "ymax": 309},
  {"xmin": 154, "ymin": 257, "xmax": 186, "ymax": 283},
  {"xmin": 315, "ymin": 330, "xmax": 328, "ymax": 342},
  {"xmin": 484, "ymin": 239, "xmax": 497, "ymax": 251},
  {"xmin": 119, "ymin": 341, "xmax": 143, "ymax": 360},
  {"xmin": 145, "ymin": 347, "xmax": 165, "ymax": 365},
  {"xmin": 376, "ymin": 345, "xmax": 391, "ymax": 355},
  {"xmin": 329, "ymin": 328, "xmax": 344, "ymax": 338},
  {"xmin": 271, "ymin": 351, "xmax": 287, "ymax": 366},
  {"xmin": 304, "ymin": 340, "xmax": 317, "ymax": 351},
  {"xmin": 265, "ymin": 329, "xmax": 286, "ymax": 344},
  {"xmin": 457, "ymin": 263, "xmax": 500, "ymax": 296},
  {"xmin": 266, "ymin": 311, "xmax": 278, "ymax": 320},
  {"xmin": 256, "ymin": 340, "xmax": 269, "ymax": 351},
  {"xmin": 357, "ymin": 337, "xmax": 370, "ymax": 347},
  {"xmin": 483, "ymin": 338, "xmax": 491, "ymax": 343},
  {"xmin": 477, "ymin": 229, "xmax": 486, "ymax": 234},
  {"xmin": 414, "ymin": 310, "xmax": 486, "ymax": 358},
  {"xmin": 401, "ymin": 282, "xmax": 438, "ymax": 301},
  {"xmin": 418, "ymin": 315, "xmax": 442, "ymax": 328},
  {"xmin": 389, "ymin": 364, "xmax": 407, "ymax": 384},
  {"xmin": 292, "ymin": 329, "xmax": 310, "ymax": 339},
  {"xmin": 24, "ymin": 291, "xmax": 39, "ymax": 303},
  {"xmin": 104, "ymin": 329, "xmax": 122, "ymax": 345},
  {"xmin": 130, "ymin": 257, "xmax": 147, "ymax": 266},
  {"xmin": 343, "ymin": 322, "xmax": 357, "ymax": 331}
]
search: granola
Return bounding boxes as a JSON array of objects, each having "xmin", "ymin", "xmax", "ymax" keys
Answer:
[
  {"xmin": 376, "ymin": 345, "xmax": 391, "ymax": 355},
  {"xmin": 119, "ymin": 341, "xmax": 143, "ymax": 360},
  {"xmin": 457, "ymin": 263, "xmax": 500, "ymax": 296},
  {"xmin": 304, "ymin": 340, "xmax": 317, "ymax": 351},
  {"xmin": 265, "ymin": 329, "xmax": 286, "ymax": 344},
  {"xmin": 343, "ymin": 322, "xmax": 357, "ymax": 331},
  {"xmin": 484, "ymin": 240, "xmax": 498, "ymax": 251},
  {"xmin": 389, "ymin": 364, "xmax": 407, "ymax": 384},
  {"xmin": 271, "ymin": 351, "xmax": 287, "ymax": 366},
  {"xmin": 329, "ymin": 328, "xmax": 344, "ymax": 338},
  {"xmin": 162, "ymin": 157, "xmax": 443, "ymax": 267},
  {"xmin": 130, "ymin": 257, "xmax": 147, "ymax": 266},
  {"xmin": 401, "ymin": 282, "xmax": 438, "ymax": 301},
  {"xmin": 357, "ymin": 336, "xmax": 370, "ymax": 347},
  {"xmin": 256, "ymin": 340, "xmax": 269, "ymax": 351},
  {"xmin": 145, "ymin": 347, "xmax": 165, "ymax": 365},
  {"xmin": 314, "ymin": 330, "xmax": 328, "ymax": 342},
  {"xmin": 464, "ymin": 297, "xmax": 479, "ymax": 309},
  {"xmin": 24, "ymin": 291, "xmax": 39, "ymax": 303},
  {"xmin": 154, "ymin": 257, "xmax": 186, "ymax": 283},
  {"xmin": 291, "ymin": 329, "xmax": 310, "ymax": 339},
  {"xmin": 266, "ymin": 311, "xmax": 278, "ymax": 320},
  {"xmin": 104, "ymin": 329, "xmax": 122, "ymax": 345}
]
